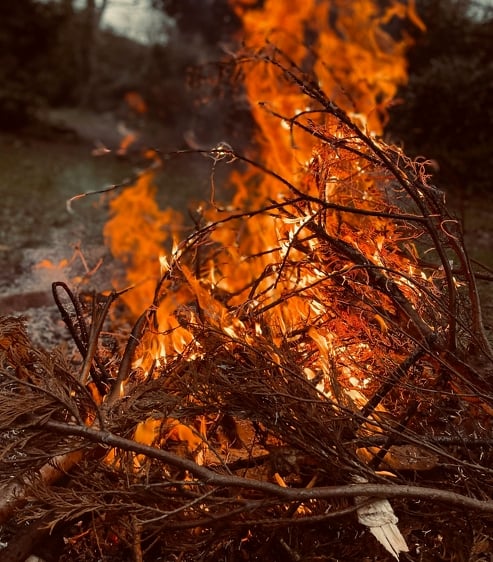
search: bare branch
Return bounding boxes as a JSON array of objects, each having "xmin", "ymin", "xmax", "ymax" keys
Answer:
[{"xmin": 38, "ymin": 419, "xmax": 493, "ymax": 514}]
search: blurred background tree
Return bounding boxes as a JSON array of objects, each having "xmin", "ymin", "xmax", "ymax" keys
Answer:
[
  {"xmin": 152, "ymin": 0, "xmax": 240, "ymax": 45},
  {"xmin": 0, "ymin": 0, "xmax": 76, "ymax": 129},
  {"xmin": 387, "ymin": 0, "xmax": 493, "ymax": 195}
]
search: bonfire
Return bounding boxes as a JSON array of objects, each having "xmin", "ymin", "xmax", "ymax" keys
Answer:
[{"xmin": 1, "ymin": 1, "xmax": 492, "ymax": 561}]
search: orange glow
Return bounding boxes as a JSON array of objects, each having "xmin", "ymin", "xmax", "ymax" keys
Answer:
[
  {"xmin": 117, "ymin": 132, "xmax": 138, "ymax": 156},
  {"xmin": 124, "ymin": 91, "xmax": 148, "ymax": 114},
  {"xmin": 34, "ymin": 258, "xmax": 70, "ymax": 270},
  {"xmin": 107, "ymin": 417, "xmax": 205, "ymax": 473}
]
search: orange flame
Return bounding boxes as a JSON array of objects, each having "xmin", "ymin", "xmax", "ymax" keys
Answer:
[
  {"xmin": 103, "ymin": 1, "xmax": 425, "ymax": 396},
  {"xmin": 103, "ymin": 169, "xmax": 183, "ymax": 318}
]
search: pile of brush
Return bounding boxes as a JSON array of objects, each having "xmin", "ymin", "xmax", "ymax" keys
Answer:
[{"xmin": 1, "ymin": 50, "xmax": 492, "ymax": 562}]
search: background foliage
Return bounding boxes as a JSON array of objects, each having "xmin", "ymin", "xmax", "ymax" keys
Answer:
[
  {"xmin": 1, "ymin": 0, "xmax": 491, "ymax": 195},
  {"xmin": 387, "ymin": 0, "xmax": 493, "ymax": 194}
]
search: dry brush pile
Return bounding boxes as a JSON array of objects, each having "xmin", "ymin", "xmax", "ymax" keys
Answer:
[{"xmin": 1, "ymin": 47, "xmax": 493, "ymax": 561}]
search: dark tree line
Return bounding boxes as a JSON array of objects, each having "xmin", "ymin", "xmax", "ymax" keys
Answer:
[
  {"xmin": 387, "ymin": 0, "xmax": 493, "ymax": 194},
  {"xmin": 0, "ymin": 0, "xmax": 77, "ymax": 128},
  {"xmin": 1, "ymin": 0, "xmax": 491, "ymax": 193}
]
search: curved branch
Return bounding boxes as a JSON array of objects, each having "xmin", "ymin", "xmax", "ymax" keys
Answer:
[{"xmin": 39, "ymin": 419, "xmax": 493, "ymax": 514}]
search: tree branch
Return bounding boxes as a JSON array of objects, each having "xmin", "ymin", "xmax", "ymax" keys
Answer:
[{"xmin": 38, "ymin": 419, "xmax": 493, "ymax": 514}]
